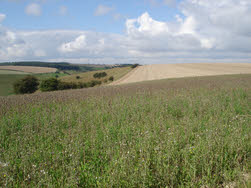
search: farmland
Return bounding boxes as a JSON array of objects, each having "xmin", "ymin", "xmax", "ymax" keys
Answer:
[
  {"xmin": 113, "ymin": 63, "xmax": 251, "ymax": 85},
  {"xmin": 0, "ymin": 70, "xmax": 28, "ymax": 75},
  {"xmin": 60, "ymin": 66, "xmax": 132, "ymax": 84},
  {"xmin": 0, "ymin": 66, "xmax": 57, "ymax": 74},
  {"xmin": 0, "ymin": 74, "xmax": 250, "ymax": 187}
]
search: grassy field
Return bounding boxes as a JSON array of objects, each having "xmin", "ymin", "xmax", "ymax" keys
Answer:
[
  {"xmin": 0, "ymin": 66, "xmax": 57, "ymax": 74},
  {"xmin": 0, "ymin": 74, "xmax": 28, "ymax": 96},
  {"xmin": 0, "ymin": 71, "xmax": 71, "ymax": 96},
  {"xmin": 0, "ymin": 70, "xmax": 28, "ymax": 75},
  {"xmin": 0, "ymin": 74, "xmax": 250, "ymax": 187},
  {"xmin": 60, "ymin": 66, "xmax": 132, "ymax": 84}
]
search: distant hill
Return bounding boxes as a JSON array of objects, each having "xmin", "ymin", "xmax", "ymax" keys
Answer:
[{"xmin": 0, "ymin": 61, "xmax": 132, "ymax": 72}]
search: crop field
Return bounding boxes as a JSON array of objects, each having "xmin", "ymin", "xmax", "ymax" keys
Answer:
[
  {"xmin": 60, "ymin": 66, "xmax": 132, "ymax": 84},
  {"xmin": 0, "ymin": 66, "xmax": 57, "ymax": 74},
  {"xmin": 114, "ymin": 63, "xmax": 251, "ymax": 85},
  {"xmin": 0, "ymin": 74, "xmax": 250, "ymax": 187},
  {"xmin": 0, "ymin": 75, "xmax": 251, "ymax": 187}
]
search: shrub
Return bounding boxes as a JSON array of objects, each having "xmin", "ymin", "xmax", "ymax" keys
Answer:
[
  {"xmin": 109, "ymin": 76, "xmax": 114, "ymax": 81},
  {"xmin": 103, "ymin": 79, "xmax": 108, "ymax": 83},
  {"xmin": 76, "ymin": 76, "xmax": 80, "ymax": 79},
  {"xmin": 93, "ymin": 72, "xmax": 107, "ymax": 79},
  {"xmin": 13, "ymin": 75, "xmax": 39, "ymax": 94},
  {"xmin": 40, "ymin": 78, "xmax": 59, "ymax": 92},
  {"xmin": 55, "ymin": 75, "xmax": 59, "ymax": 78},
  {"xmin": 86, "ymin": 80, "xmax": 102, "ymax": 87},
  {"xmin": 131, "ymin": 64, "xmax": 139, "ymax": 68},
  {"xmin": 78, "ymin": 82, "xmax": 88, "ymax": 89}
]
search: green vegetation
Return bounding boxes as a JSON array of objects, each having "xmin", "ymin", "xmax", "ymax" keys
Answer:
[
  {"xmin": 0, "ymin": 74, "xmax": 250, "ymax": 187},
  {"xmin": 0, "ymin": 70, "xmax": 28, "ymax": 75},
  {"xmin": 93, "ymin": 72, "xmax": 107, "ymax": 79},
  {"xmin": 60, "ymin": 66, "xmax": 132, "ymax": 84},
  {"xmin": 13, "ymin": 76, "xmax": 39, "ymax": 94},
  {"xmin": 35, "ymin": 72, "xmax": 68, "ymax": 80},
  {"xmin": 109, "ymin": 76, "xmax": 114, "ymax": 81},
  {"xmin": 131, "ymin": 63, "xmax": 140, "ymax": 68},
  {"xmin": 0, "ymin": 74, "xmax": 27, "ymax": 96},
  {"xmin": 40, "ymin": 78, "xmax": 102, "ymax": 92},
  {"xmin": 0, "ymin": 61, "xmax": 132, "ymax": 72},
  {"xmin": 40, "ymin": 78, "xmax": 59, "ymax": 92}
]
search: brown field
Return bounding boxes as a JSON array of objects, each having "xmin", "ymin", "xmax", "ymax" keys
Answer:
[
  {"xmin": 0, "ymin": 66, "xmax": 57, "ymax": 74},
  {"xmin": 112, "ymin": 63, "xmax": 251, "ymax": 85}
]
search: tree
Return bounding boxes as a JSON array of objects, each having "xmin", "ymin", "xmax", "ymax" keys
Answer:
[
  {"xmin": 13, "ymin": 75, "xmax": 39, "ymax": 94},
  {"xmin": 93, "ymin": 72, "xmax": 107, "ymax": 79},
  {"xmin": 131, "ymin": 64, "xmax": 139, "ymax": 68},
  {"xmin": 40, "ymin": 78, "xmax": 59, "ymax": 92},
  {"xmin": 109, "ymin": 76, "xmax": 114, "ymax": 81}
]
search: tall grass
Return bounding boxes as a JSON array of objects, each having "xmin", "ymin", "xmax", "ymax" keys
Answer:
[{"xmin": 0, "ymin": 75, "xmax": 250, "ymax": 187}]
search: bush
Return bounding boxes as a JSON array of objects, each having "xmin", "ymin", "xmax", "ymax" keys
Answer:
[
  {"xmin": 13, "ymin": 75, "xmax": 39, "ymax": 94},
  {"xmin": 103, "ymin": 79, "xmax": 108, "ymax": 83},
  {"xmin": 78, "ymin": 82, "xmax": 88, "ymax": 89},
  {"xmin": 76, "ymin": 76, "xmax": 80, "ymax": 79},
  {"xmin": 109, "ymin": 76, "xmax": 114, "ymax": 81},
  {"xmin": 89, "ymin": 80, "xmax": 102, "ymax": 87},
  {"xmin": 93, "ymin": 72, "xmax": 107, "ymax": 79},
  {"xmin": 40, "ymin": 78, "xmax": 59, "ymax": 92},
  {"xmin": 131, "ymin": 64, "xmax": 139, "ymax": 68}
]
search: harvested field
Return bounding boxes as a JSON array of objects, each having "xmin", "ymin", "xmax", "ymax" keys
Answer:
[
  {"xmin": 0, "ymin": 66, "xmax": 57, "ymax": 74},
  {"xmin": 112, "ymin": 63, "xmax": 251, "ymax": 85}
]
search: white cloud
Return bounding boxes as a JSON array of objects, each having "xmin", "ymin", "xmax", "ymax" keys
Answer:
[
  {"xmin": 1, "ymin": 0, "xmax": 251, "ymax": 64},
  {"xmin": 34, "ymin": 49, "xmax": 46, "ymax": 57},
  {"xmin": 126, "ymin": 12, "xmax": 169, "ymax": 36},
  {"xmin": 59, "ymin": 6, "xmax": 67, "ymax": 16},
  {"xmin": 59, "ymin": 35, "xmax": 86, "ymax": 53},
  {"xmin": 94, "ymin": 5, "xmax": 113, "ymax": 16},
  {"xmin": 25, "ymin": 3, "xmax": 41, "ymax": 16},
  {"xmin": 0, "ymin": 14, "xmax": 6, "ymax": 23}
]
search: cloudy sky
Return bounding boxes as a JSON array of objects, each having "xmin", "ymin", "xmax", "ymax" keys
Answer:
[{"xmin": 0, "ymin": 0, "xmax": 251, "ymax": 64}]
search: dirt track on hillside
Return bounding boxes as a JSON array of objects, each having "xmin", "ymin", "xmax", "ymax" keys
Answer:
[{"xmin": 111, "ymin": 63, "xmax": 251, "ymax": 85}]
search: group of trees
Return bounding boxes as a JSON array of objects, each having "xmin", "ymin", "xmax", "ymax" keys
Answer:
[
  {"xmin": 131, "ymin": 64, "xmax": 139, "ymax": 68},
  {"xmin": 93, "ymin": 72, "xmax": 114, "ymax": 81},
  {"xmin": 13, "ymin": 75, "xmax": 109, "ymax": 94},
  {"xmin": 93, "ymin": 72, "xmax": 107, "ymax": 79}
]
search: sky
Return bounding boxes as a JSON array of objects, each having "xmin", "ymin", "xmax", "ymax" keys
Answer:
[{"xmin": 0, "ymin": 0, "xmax": 251, "ymax": 64}]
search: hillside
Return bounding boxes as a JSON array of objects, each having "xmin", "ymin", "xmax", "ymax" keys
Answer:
[
  {"xmin": 113, "ymin": 63, "xmax": 251, "ymax": 85},
  {"xmin": 0, "ymin": 74, "xmax": 250, "ymax": 187},
  {"xmin": 0, "ymin": 66, "xmax": 57, "ymax": 74},
  {"xmin": 60, "ymin": 66, "xmax": 133, "ymax": 84},
  {"xmin": 0, "ymin": 61, "xmax": 131, "ymax": 72}
]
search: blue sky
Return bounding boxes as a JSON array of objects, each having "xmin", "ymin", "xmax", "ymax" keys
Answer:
[
  {"xmin": 0, "ymin": 0, "xmax": 251, "ymax": 64},
  {"xmin": 0, "ymin": 0, "xmax": 181, "ymax": 33}
]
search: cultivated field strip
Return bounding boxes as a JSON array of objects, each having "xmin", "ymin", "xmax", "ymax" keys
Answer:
[
  {"xmin": 0, "ymin": 66, "xmax": 57, "ymax": 74},
  {"xmin": 114, "ymin": 63, "xmax": 251, "ymax": 85},
  {"xmin": 1, "ymin": 74, "xmax": 251, "ymax": 116}
]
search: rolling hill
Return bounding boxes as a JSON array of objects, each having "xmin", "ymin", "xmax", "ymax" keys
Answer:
[{"xmin": 112, "ymin": 63, "xmax": 251, "ymax": 85}]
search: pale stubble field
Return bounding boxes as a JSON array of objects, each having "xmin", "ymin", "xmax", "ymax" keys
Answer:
[{"xmin": 112, "ymin": 63, "xmax": 251, "ymax": 85}]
